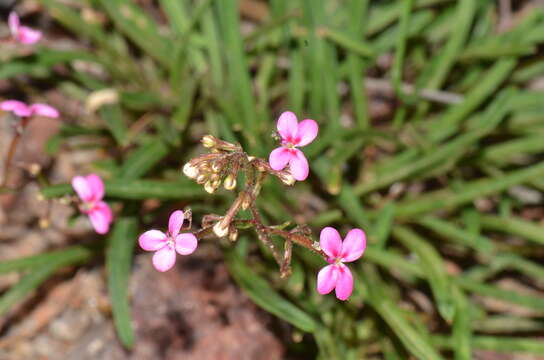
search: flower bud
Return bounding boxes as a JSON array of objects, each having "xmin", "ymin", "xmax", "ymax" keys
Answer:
[
  {"xmin": 211, "ymin": 161, "xmax": 221, "ymax": 173},
  {"xmin": 204, "ymin": 181, "xmax": 216, "ymax": 194},
  {"xmin": 241, "ymin": 195, "xmax": 251, "ymax": 210},
  {"xmin": 213, "ymin": 221, "xmax": 229, "ymax": 237},
  {"xmin": 228, "ymin": 228, "xmax": 238, "ymax": 242},
  {"xmin": 280, "ymin": 172, "xmax": 296, "ymax": 186},
  {"xmin": 223, "ymin": 175, "xmax": 236, "ymax": 190},
  {"xmin": 202, "ymin": 135, "xmax": 216, "ymax": 148},
  {"xmin": 196, "ymin": 174, "xmax": 207, "ymax": 184},
  {"xmin": 183, "ymin": 163, "xmax": 198, "ymax": 179}
]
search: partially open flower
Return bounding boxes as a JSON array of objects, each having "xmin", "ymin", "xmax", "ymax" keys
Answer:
[
  {"xmin": 71, "ymin": 174, "xmax": 113, "ymax": 235},
  {"xmin": 8, "ymin": 12, "xmax": 42, "ymax": 45},
  {"xmin": 139, "ymin": 210, "xmax": 198, "ymax": 272}
]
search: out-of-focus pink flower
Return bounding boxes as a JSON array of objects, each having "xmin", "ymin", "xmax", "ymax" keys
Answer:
[
  {"xmin": 0, "ymin": 100, "xmax": 59, "ymax": 118},
  {"xmin": 316, "ymin": 227, "xmax": 366, "ymax": 301},
  {"xmin": 8, "ymin": 12, "xmax": 42, "ymax": 45},
  {"xmin": 138, "ymin": 210, "xmax": 198, "ymax": 272},
  {"xmin": 269, "ymin": 111, "xmax": 318, "ymax": 181},
  {"xmin": 72, "ymin": 174, "xmax": 113, "ymax": 235}
]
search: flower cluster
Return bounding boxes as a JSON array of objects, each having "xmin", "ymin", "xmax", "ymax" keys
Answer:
[
  {"xmin": 61, "ymin": 110, "xmax": 364, "ymax": 301},
  {"xmin": 1, "ymin": 100, "xmax": 58, "ymax": 118}
]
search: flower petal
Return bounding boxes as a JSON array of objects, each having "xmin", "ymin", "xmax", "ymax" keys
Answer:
[
  {"xmin": 335, "ymin": 264, "xmax": 354, "ymax": 301},
  {"xmin": 289, "ymin": 149, "xmax": 309, "ymax": 181},
  {"xmin": 269, "ymin": 147, "xmax": 291, "ymax": 171},
  {"xmin": 71, "ymin": 176, "xmax": 93, "ymax": 202},
  {"xmin": 8, "ymin": 12, "xmax": 19, "ymax": 36},
  {"xmin": 0, "ymin": 100, "xmax": 31, "ymax": 117},
  {"xmin": 18, "ymin": 26, "xmax": 42, "ymax": 44},
  {"xmin": 277, "ymin": 111, "xmax": 298, "ymax": 141},
  {"xmin": 168, "ymin": 210, "xmax": 184, "ymax": 238},
  {"xmin": 86, "ymin": 174, "xmax": 105, "ymax": 201},
  {"xmin": 317, "ymin": 264, "xmax": 338, "ymax": 295},
  {"xmin": 139, "ymin": 230, "xmax": 167, "ymax": 251},
  {"xmin": 29, "ymin": 103, "xmax": 58, "ymax": 118},
  {"xmin": 88, "ymin": 206, "xmax": 111, "ymax": 234},
  {"xmin": 175, "ymin": 233, "xmax": 198, "ymax": 255},
  {"xmin": 295, "ymin": 119, "xmax": 318, "ymax": 147},
  {"xmin": 319, "ymin": 227, "xmax": 342, "ymax": 259},
  {"xmin": 94, "ymin": 201, "xmax": 113, "ymax": 223},
  {"xmin": 341, "ymin": 228, "xmax": 366, "ymax": 262},
  {"xmin": 152, "ymin": 246, "xmax": 176, "ymax": 272}
]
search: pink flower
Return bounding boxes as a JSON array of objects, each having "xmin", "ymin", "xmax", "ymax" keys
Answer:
[
  {"xmin": 317, "ymin": 227, "xmax": 366, "ymax": 301},
  {"xmin": 138, "ymin": 210, "xmax": 198, "ymax": 272},
  {"xmin": 71, "ymin": 174, "xmax": 113, "ymax": 235},
  {"xmin": 8, "ymin": 12, "xmax": 42, "ymax": 45},
  {"xmin": 1, "ymin": 100, "xmax": 59, "ymax": 118},
  {"xmin": 269, "ymin": 111, "xmax": 318, "ymax": 181}
]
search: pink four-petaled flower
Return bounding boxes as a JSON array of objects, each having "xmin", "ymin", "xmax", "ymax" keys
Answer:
[
  {"xmin": 317, "ymin": 227, "xmax": 366, "ymax": 301},
  {"xmin": 139, "ymin": 210, "xmax": 198, "ymax": 272},
  {"xmin": 269, "ymin": 111, "xmax": 318, "ymax": 181},
  {"xmin": 71, "ymin": 174, "xmax": 113, "ymax": 235},
  {"xmin": 8, "ymin": 12, "xmax": 42, "ymax": 45},
  {"xmin": 0, "ymin": 100, "xmax": 58, "ymax": 118}
]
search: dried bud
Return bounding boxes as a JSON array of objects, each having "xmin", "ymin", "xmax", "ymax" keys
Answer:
[
  {"xmin": 202, "ymin": 135, "xmax": 216, "ymax": 148},
  {"xmin": 213, "ymin": 221, "xmax": 229, "ymax": 237},
  {"xmin": 223, "ymin": 175, "xmax": 237, "ymax": 190},
  {"xmin": 183, "ymin": 163, "xmax": 198, "ymax": 179},
  {"xmin": 204, "ymin": 181, "xmax": 216, "ymax": 194},
  {"xmin": 228, "ymin": 227, "xmax": 238, "ymax": 242}
]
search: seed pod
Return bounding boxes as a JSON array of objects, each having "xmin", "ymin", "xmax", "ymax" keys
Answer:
[
  {"xmin": 202, "ymin": 135, "xmax": 216, "ymax": 148},
  {"xmin": 223, "ymin": 175, "xmax": 236, "ymax": 190},
  {"xmin": 183, "ymin": 163, "xmax": 198, "ymax": 179}
]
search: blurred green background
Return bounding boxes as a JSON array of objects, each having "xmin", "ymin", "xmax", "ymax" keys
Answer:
[{"xmin": 3, "ymin": 0, "xmax": 544, "ymax": 359}]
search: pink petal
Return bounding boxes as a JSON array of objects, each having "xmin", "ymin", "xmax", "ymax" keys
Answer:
[
  {"xmin": 1, "ymin": 100, "xmax": 31, "ymax": 117},
  {"xmin": 317, "ymin": 264, "xmax": 338, "ymax": 295},
  {"xmin": 168, "ymin": 210, "xmax": 184, "ymax": 238},
  {"xmin": 8, "ymin": 12, "xmax": 19, "ymax": 36},
  {"xmin": 319, "ymin": 227, "xmax": 342, "ymax": 259},
  {"xmin": 341, "ymin": 228, "xmax": 366, "ymax": 263},
  {"xmin": 94, "ymin": 201, "xmax": 113, "ymax": 223},
  {"xmin": 18, "ymin": 26, "xmax": 42, "ymax": 44},
  {"xmin": 269, "ymin": 147, "xmax": 292, "ymax": 171},
  {"xmin": 175, "ymin": 233, "xmax": 198, "ymax": 255},
  {"xmin": 71, "ymin": 176, "xmax": 93, "ymax": 202},
  {"xmin": 288, "ymin": 149, "xmax": 309, "ymax": 181},
  {"xmin": 295, "ymin": 119, "xmax": 318, "ymax": 147},
  {"xmin": 88, "ymin": 206, "xmax": 111, "ymax": 234},
  {"xmin": 29, "ymin": 103, "xmax": 59, "ymax": 118},
  {"xmin": 277, "ymin": 111, "xmax": 298, "ymax": 141},
  {"xmin": 86, "ymin": 174, "xmax": 105, "ymax": 201},
  {"xmin": 152, "ymin": 246, "xmax": 176, "ymax": 272},
  {"xmin": 139, "ymin": 230, "xmax": 167, "ymax": 251},
  {"xmin": 335, "ymin": 264, "xmax": 354, "ymax": 301}
]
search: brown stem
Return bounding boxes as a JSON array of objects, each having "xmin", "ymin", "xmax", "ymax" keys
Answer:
[{"xmin": 2, "ymin": 117, "xmax": 31, "ymax": 187}]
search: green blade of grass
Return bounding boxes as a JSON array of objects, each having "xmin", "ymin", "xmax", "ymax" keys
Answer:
[{"xmin": 106, "ymin": 217, "xmax": 138, "ymax": 348}]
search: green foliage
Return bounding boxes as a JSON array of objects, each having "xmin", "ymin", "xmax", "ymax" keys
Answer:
[{"xmin": 2, "ymin": 0, "xmax": 544, "ymax": 358}]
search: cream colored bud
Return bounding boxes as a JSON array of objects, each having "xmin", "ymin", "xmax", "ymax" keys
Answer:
[
  {"xmin": 280, "ymin": 173, "xmax": 296, "ymax": 186},
  {"xmin": 39, "ymin": 218, "xmax": 50, "ymax": 229},
  {"xmin": 202, "ymin": 135, "xmax": 216, "ymax": 148},
  {"xmin": 223, "ymin": 175, "xmax": 236, "ymax": 190},
  {"xmin": 183, "ymin": 163, "xmax": 198, "ymax": 179},
  {"xmin": 228, "ymin": 228, "xmax": 238, "ymax": 242},
  {"xmin": 247, "ymin": 156, "xmax": 255, "ymax": 162},
  {"xmin": 204, "ymin": 181, "xmax": 216, "ymax": 194},
  {"xmin": 213, "ymin": 221, "xmax": 229, "ymax": 237},
  {"xmin": 211, "ymin": 161, "xmax": 221, "ymax": 173},
  {"xmin": 196, "ymin": 174, "xmax": 207, "ymax": 184},
  {"xmin": 29, "ymin": 163, "xmax": 41, "ymax": 176},
  {"xmin": 241, "ymin": 196, "xmax": 251, "ymax": 210},
  {"xmin": 211, "ymin": 179, "xmax": 221, "ymax": 188}
]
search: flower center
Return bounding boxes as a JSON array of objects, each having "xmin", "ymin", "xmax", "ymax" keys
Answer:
[
  {"xmin": 334, "ymin": 257, "xmax": 343, "ymax": 265},
  {"xmin": 79, "ymin": 201, "xmax": 96, "ymax": 213}
]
